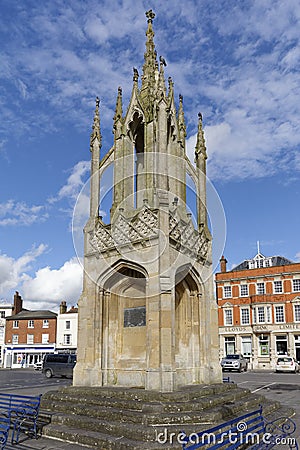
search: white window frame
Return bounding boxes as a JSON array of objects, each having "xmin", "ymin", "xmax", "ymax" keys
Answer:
[
  {"xmin": 241, "ymin": 335, "xmax": 252, "ymax": 357},
  {"xmin": 13, "ymin": 320, "xmax": 19, "ymax": 329},
  {"xmin": 65, "ymin": 320, "xmax": 71, "ymax": 330},
  {"xmin": 12, "ymin": 334, "xmax": 19, "ymax": 344},
  {"xmin": 63, "ymin": 334, "xmax": 72, "ymax": 345},
  {"xmin": 224, "ymin": 309, "xmax": 233, "ymax": 326},
  {"xmin": 240, "ymin": 307, "xmax": 250, "ymax": 325},
  {"xmin": 256, "ymin": 282, "xmax": 265, "ymax": 295},
  {"xmin": 293, "ymin": 279, "xmax": 300, "ymax": 292},
  {"xmin": 259, "ymin": 334, "xmax": 269, "ymax": 356},
  {"xmin": 240, "ymin": 284, "xmax": 249, "ymax": 297},
  {"xmin": 43, "ymin": 319, "xmax": 49, "ymax": 328},
  {"xmin": 274, "ymin": 304, "xmax": 285, "ymax": 323},
  {"xmin": 294, "ymin": 304, "xmax": 300, "ymax": 322},
  {"xmin": 27, "ymin": 334, "xmax": 34, "ymax": 344},
  {"xmin": 253, "ymin": 305, "xmax": 272, "ymax": 324},
  {"xmin": 42, "ymin": 333, "xmax": 49, "ymax": 344},
  {"xmin": 28, "ymin": 320, "xmax": 34, "ymax": 329},
  {"xmin": 273, "ymin": 280, "xmax": 283, "ymax": 294}
]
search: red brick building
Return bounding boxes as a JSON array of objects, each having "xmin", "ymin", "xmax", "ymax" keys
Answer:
[
  {"xmin": 4, "ymin": 292, "xmax": 57, "ymax": 368},
  {"xmin": 216, "ymin": 252, "xmax": 300, "ymax": 370}
]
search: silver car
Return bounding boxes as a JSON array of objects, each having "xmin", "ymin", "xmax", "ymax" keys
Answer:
[{"xmin": 221, "ymin": 354, "xmax": 248, "ymax": 372}]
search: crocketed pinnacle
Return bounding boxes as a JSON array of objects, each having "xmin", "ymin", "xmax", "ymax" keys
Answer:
[
  {"xmin": 178, "ymin": 94, "xmax": 187, "ymax": 140},
  {"xmin": 158, "ymin": 56, "xmax": 167, "ymax": 98},
  {"xmin": 114, "ymin": 87, "xmax": 123, "ymax": 123},
  {"xmin": 195, "ymin": 112, "xmax": 207, "ymax": 160},
  {"xmin": 140, "ymin": 10, "xmax": 157, "ymax": 103},
  {"xmin": 90, "ymin": 96, "xmax": 101, "ymax": 151}
]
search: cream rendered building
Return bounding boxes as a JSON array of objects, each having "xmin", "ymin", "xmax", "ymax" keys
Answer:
[{"xmin": 73, "ymin": 10, "xmax": 221, "ymax": 392}]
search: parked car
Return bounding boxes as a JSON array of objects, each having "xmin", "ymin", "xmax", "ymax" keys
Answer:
[
  {"xmin": 221, "ymin": 354, "xmax": 248, "ymax": 372},
  {"xmin": 42, "ymin": 353, "xmax": 76, "ymax": 378},
  {"xmin": 275, "ymin": 356, "xmax": 300, "ymax": 373},
  {"xmin": 33, "ymin": 362, "xmax": 43, "ymax": 370}
]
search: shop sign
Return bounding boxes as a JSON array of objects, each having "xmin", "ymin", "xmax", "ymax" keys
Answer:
[
  {"xmin": 253, "ymin": 325, "xmax": 270, "ymax": 333},
  {"xmin": 279, "ymin": 324, "xmax": 300, "ymax": 330},
  {"xmin": 224, "ymin": 327, "xmax": 247, "ymax": 332}
]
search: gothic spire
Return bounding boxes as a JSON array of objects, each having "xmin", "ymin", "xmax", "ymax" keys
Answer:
[
  {"xmin": 90, "ymin": 96, "xmax": 101, "ymax": 151},
  {"xmin": 140, "ymin": 10, "xmax": 158, "ymax": 104},
  {"xmin": 194, "ymin": 112, "xmax": 207, "ymax": 162}
]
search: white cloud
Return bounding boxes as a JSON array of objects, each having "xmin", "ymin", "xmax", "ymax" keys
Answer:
[
  {"xmin": 49, "ymin": 160, "xmax": 90, "ymax": 203},
  {"xmin": 22, "ymin": 258, "xmax": 82, "ymax": 310},
  {"xmin": 1, "ymin": 0, "xmax": 300, "ymax": 182},
  {"xmin": 0, "ymin": 244, "xmax": 47, "ymax": 297},
  {"xmin": 0, "ymin": 200, "xmax": 48, "ymax": 226}
]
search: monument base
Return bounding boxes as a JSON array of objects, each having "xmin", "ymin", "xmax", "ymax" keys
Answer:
[{"xmin": 40, "ymin": 383, "xmax": 292, "ymax": 449}]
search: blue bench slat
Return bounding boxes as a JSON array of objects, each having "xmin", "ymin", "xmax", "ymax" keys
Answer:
[
  {"xmin": 0, "ymin": 392, "xmax": 41, "ymax": 445},
  {"xmin": 182, "ymin": 405, "xmax": 298, "ymax": 450}
]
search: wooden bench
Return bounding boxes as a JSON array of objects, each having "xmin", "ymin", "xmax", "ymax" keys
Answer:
[
  {"xmin": 181, "ymin": 405, "xmax": 298, "ymax": 449},
  {"xmin": 0, "ymin": 393, "xmax": 41, "ymax": 445}
]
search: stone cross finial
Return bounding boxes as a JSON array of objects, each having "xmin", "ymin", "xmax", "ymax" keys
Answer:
[
  {"xmin": 198, "ymin": 112, "xmax": 203, "ymax": 121},
  {"xmin": 159, "ymin": 56, "xmax": 167, "ymax": 66},
  {"xmin": 96, "ymin": 96, "xmax": 100, "ymax": 108},
  {"xmin": 146, "ymin": 9, "xmax": 155, "ymax": 22},
  {"xmin": 133, "ymin": 67, "xmax": 139, "ymax": 82}
]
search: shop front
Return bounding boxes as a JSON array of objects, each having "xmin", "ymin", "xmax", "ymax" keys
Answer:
[{"xmin": 4, "ymin": 345, "xmax": 56, "ymax": 369}]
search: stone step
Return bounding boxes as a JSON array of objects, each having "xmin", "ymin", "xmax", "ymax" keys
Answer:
[
  {"xmin": 48, "ymin": 407, "xmax": 227, "ymax": 441},
  {"xmin": 40, "ymin": 385, "xmax": 294, "ymax": 448},
  {"xmin": 43, "ymin": 423, "xmax": 178, "ymax": 449},
  {"xmin": 41, "ymin": 385, "xmax": 250, "ymax": 415},
  {"xmin": 47, "ymin": 383, "xmax": 237, "ymax": 404}
]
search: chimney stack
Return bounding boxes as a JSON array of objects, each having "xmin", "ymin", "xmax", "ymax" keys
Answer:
[
  {"xmin": 60, "ymin": 301, "xmax": 67, "ymax": 314},
  {"xmin": 220, "ymin": 255, "xmax": 227, "ymax": 273},
  {"xmin": 13, "ymin": 291, "xmax": 23, "ymax": 315}
]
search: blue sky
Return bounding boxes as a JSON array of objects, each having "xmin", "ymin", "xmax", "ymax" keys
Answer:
[{"xmin": 0, "ymin": 0, "xmax": 299, "ymax": 310}]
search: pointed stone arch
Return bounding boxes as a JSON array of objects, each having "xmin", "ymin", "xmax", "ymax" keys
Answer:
[
  {"xmin": 174, "ymin": 265, "xmax": 204, "ymax": 386},
  {"xmin": 98, "ymin": 261, "xmax": 148, "ymax": 387}
]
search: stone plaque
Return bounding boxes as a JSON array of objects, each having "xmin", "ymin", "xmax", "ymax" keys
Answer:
[{"xmin": 124, "ymin": 306, "xmax": 146, "ymax": 327}]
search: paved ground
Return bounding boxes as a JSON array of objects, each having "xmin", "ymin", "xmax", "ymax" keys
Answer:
[
  {"xmin": 2, "ymin": 369, "xmax": 300, "ymax": 448},
  {"xmin": 4, "ymin": 436, "xmax": 91, "ymax": 449},
  {"xmin": 230, "ymin": 370, "xmax": 300, "ymax": 448}
]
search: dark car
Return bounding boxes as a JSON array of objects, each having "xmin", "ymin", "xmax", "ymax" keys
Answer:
[
  {"xmin": 42, "ymin": 353, "xmax": 76, "ymax": 378},
  {"xmin": 221, "ymin": 354, "xmax": 248, "ymax": 372}
]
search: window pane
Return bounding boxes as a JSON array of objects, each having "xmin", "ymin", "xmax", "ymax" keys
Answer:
[
  {"xmin": 223, "ymin": 286, "xmax": 232, "ymax": 298},
  {"xmin": 240, "ymin": 284, "xmax": 248, "ymax": 296},
  {"xmin": 257, "ymin": 307, "xmax": 265, "ymax": 323},
  {"xmin": 42, "ymin": 334, "xmax": 49, "ymax": 343},
  {"xmin": 225, "ymin": 336, "xmax": 235, "ymax": 355},
  {"xmin": 241, "ymin": 308, "xmax": 250, "ymax": 325},
  {"xmin": 276, "ymin": 335, "xmax": 287, "ymax": 355},
  {"xmin": 27, "ymin": 334, "xmax": 34, "ymax": 344},
  {"xmin": 293, "ymin": 279, "xmax": 300, "ymax": 292},
  {"xmin": 275, "ymin": 305, "xmax": 284, "ymax": 323},
  {"xmin": 274, "ymin": 281, "xmax": 283, "ymax": 293},
  {"xmin": 241, "ymin": 336, "xmax": 252, "ymax": 356},
  {"xmin": 256, "ymin": 283, "xmax": 265, "ymax": 295},
  {"xmin": 259, "ymin": 335, "xmax": 269, "ymax": 356},
  {"xmin": 224, "ymin": 309, "xmax": 233, "ymax": 326},
  {"xmin": 294, "ymin": 305, "xmax": 300, "ymax": 322}
]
